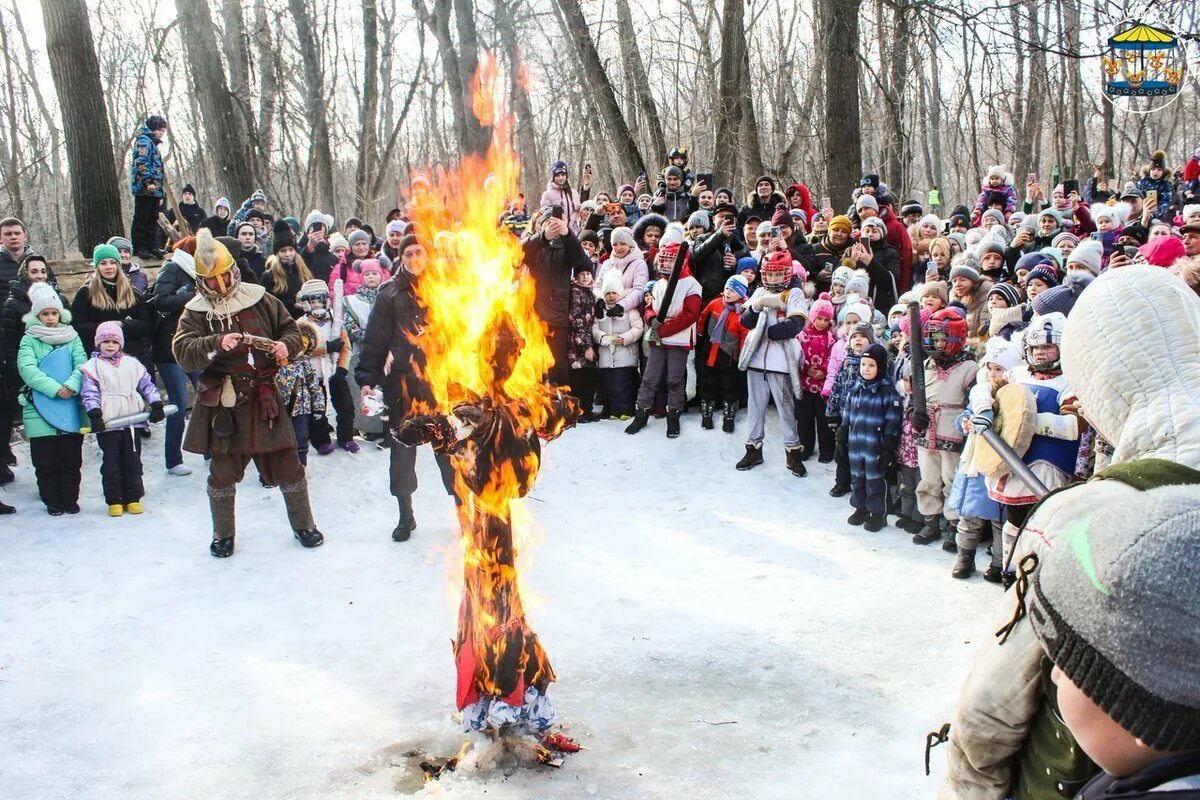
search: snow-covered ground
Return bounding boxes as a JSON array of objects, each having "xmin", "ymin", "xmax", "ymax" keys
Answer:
[{"xmin": 1, "ymin": 409, "xmax": 999, "ymax": 799}]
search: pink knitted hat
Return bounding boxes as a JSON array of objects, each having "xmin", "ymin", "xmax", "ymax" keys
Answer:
[{"xmin": 94, "ymin": 320, "xmax": 124, "ymax": 347}]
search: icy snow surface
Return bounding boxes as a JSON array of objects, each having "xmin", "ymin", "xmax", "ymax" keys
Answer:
[{"xmin": 1, "ymin": 409, "xmax": 997, "ymax": 798}]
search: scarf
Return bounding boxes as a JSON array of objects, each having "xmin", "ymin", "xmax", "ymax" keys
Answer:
[
  {"xmin": 185, "ymin": 281, "xmax": 267, "ymax": 327},
  {"xmin": 709, "ymin": 300, "xmax": 740, "ymax": 347},
  {"xmin": 355, "ymin": 286, "xmax": 379, "ymax": 305},
  {"xmin": 26, "ymin": 323, "xmax": 79, "ymax": 346}
]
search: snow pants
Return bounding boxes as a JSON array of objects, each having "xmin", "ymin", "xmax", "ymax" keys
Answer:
[
  {"xmin": 30, "ymin": 433, "xmax": 83, "ymax": 510},
  {"xmin": 917, "ymin": 448, "xmax": 961, "ymax": 520},
  {"xmin": 569, "ymin": 367, "xmax": 596, "ymax": 416},
  {"xmin": 795, "ymin": 389, "xmax": 834, "ymax": 460},
  {"xmin": 699, "ymin": 360, "xmax": 740, "ymax": 410},
  {"xmin": 850, "ymin": 471, "xmax": 887, "ymax": 515},
  {"xmin": 637, "ymin": 347, "xmax": 688, "ymax": 411},
  {"xmin": 389, "ymin": 440, "xmax": 457, "ymax": 499},
  {"xmin": 897, "ymin": 463, "xmax": 920, "ymax": 521},
  {"xmin": 290, "ymin": 415, "xmax": 311, "ymax": 466},
  {"xmin": 745, "ymin": 368, "xmax": 799, "ymax": 448},
  {"xmin": 97, "ymin": 428, "xmax": 145, "ymax": 505},
  {"xmin": 598, "ymin": 366, "xmax": 638, "ymax": 417},
  {"xmin": 310, "ymin": 372, "xmax": 356, "ymax": 446},
  {"xmin": 130, "ymin": 194, "xmax": 161, "ymax": 254}
]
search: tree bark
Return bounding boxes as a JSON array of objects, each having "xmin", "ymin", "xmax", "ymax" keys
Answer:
[
  {"xmin": 41, "ymin": 0, "xmax": 122, "ymax": 252},
  {"xmin": 713, "ymin": 0, "xmax": 745, "ymax": 188},
  {"xmin": 553, "ymin": 0, "xmax": 646, "ymax": 181},
  {"xmin": 450, "ymin": 0, "xmax": 489, "ymax": 154},
  {"xmin": 819, "ymin": 0, "xmax": 862, "ymax": 206},
  {"xmin": 286, "ymin": 0, "xmax": 336, "ymax": 213},
  {"xmin": 0, "ymin": 20, "xmax": 25, "ymax": 220},
  {"xmin": 615, "ymin": 0, "xmax": 665, "ymax": 167},
  {"xmin": 883, "ymin": 0, "xmax": 909, "ymax": 196},
  {"xmin": 175, "ymin": 0, "xmax": 258, "ymax": 204},
  {"xmin": 495, "ymin": 0, "xmax": 541, "ymax": 201},
  {"xmin": 253, "ymin": 0, "xmax": 279, "ymax": 169},
  {"xmin": 354, "ymin": 0, "xmax": 380, "ymax": 214}
]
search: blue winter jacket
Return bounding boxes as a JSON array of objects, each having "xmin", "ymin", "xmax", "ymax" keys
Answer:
[
  {"xmin": 844, "ymin": 374, "xmax": 903, "ymax": 479},
  {"xmin": 130, "ymin": 124, "xmax": 164, "ymax": 197},
  {"xmin": 1133, "ymin": 175, "xmax": 1173, "ymax": 221}
]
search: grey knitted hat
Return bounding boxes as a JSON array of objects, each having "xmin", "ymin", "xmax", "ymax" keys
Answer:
[{"xmin": 1029, "ymin": 479, "xmax": 1200, "ymax": 752}]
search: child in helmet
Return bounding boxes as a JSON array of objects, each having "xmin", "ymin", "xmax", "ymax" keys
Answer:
[
  {"xmin": 295, "ymin": 279, "xmax": 357, "ymax": 454},
  {"xmin": 735, "ymin": 249, "xmax": 809, "ymax": 474},
  {"xmin": 911, "ymin": 306, "xmax": 978, "ymax": 549},
  {"xmin": 696, "ymin": 275, "xmax": 750, "ymax": 432},
  {"xmin": 841, "ymin": 343, "xmax": 903, "ymax": 531},
  {"xmin": 976, "ymin": 312, "xmax": 1083, "ymax": 580},
  {"xmin": 625, "ymin": 228, "xmax": 702, "ymax": 438}
]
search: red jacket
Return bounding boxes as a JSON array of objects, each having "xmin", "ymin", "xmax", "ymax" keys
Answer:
[
  {"xmin": 1184, "ymin": 156, "xmax": 1200, "ymax": 184},
  {"xmin": 697, "ymin": 296, "xmax": 749, "ymax": 366},
  {"xmin": 881, "ymin": 203, "xmax": 913, "ymax": 290}
]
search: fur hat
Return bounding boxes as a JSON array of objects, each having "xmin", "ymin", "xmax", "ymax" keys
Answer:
[
  {"xmin": 988, "ymin": 282, "xmax": 1024, "ymax": 308},
  {"xmin": 94, "ymin": 320, "xmax": 124, "ymax": 348},
  {"xmin": 1147, "ymin": 148, "xmax": 1168, "ymax": 172},
  {"xmin": 28, "ymin": 282, "xmax": 64, "ymax": 318},
  {"xmin": 1066, "ymin": 239, "xmax": 1104, "ymax": 276},
  {"xmin": 829, "ymin": 215, "xmax": 853, "ymax": 234},
  {"xmin": 600, "ymin": 270, "xmax": 625, "ymax": 297},
  {"xmin": 985, "ymin": 165, "xmax": 1012, "ymax": 184},
  {"xmin": 809, "ymin": 292, "xmax": 835, "ymax": 320}
]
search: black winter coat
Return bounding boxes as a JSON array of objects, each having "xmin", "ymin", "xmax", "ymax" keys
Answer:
[
  {"xmin": 167, "ymin": 202, "xmax": 206, "ymax": 234},
  {"xmin": 149, "ymin": 260, "xmax": 196, "ymax": 363},
  {"xmin": 199, "ymin": 214, "xmax": 229, "ymax": 239},
  {"xmin": 857, "ymin": 241, "xmax": 901, "ymax": 312},
  {"xmin": 354, "ymin": 269, "xmax": 435, "ymax": 418},
  {"xmin": 690, "ymin": 229, "xmax": 735, "ymax": 301},
  {"xmin": 0, "ymin": 245, "xmax": 30, "ymax": 289},
  {"xmin": 522, "ymin": 231, "xmax": 587, "ymax": 329},
  {"xmin": 238, "ymin": 246, "xmax": 267, "ymax": 281},
  {"xmin": 299, "ymin": 239, "xmax": 339, "ymax": 284},
  {"xmin": 70, "ymin": 283, "xmax": 154, "ymax": 365},
  {"xmin": 262, "ymin": 263, "xmax": 307, "ymax": 319}
]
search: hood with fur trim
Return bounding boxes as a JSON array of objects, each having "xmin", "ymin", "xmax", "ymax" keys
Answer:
[
  {"xmin": 743, "ymin": 190, "xmax": 788, "ymax": 213},
  {"xmin": 631, "ymin": 212, "xmax": 669, "ymax": 247}
]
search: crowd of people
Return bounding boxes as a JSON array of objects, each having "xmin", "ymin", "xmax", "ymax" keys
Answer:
[{"xmin": 2, "ymin": 115, "xmax": 1200, "ymax": 798}]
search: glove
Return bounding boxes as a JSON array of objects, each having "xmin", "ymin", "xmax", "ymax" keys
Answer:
[
  {"xmin": 836, "ymin": 425, "xmax": 850, "ymax": 446},
  {"xmin": 326, "ymin": 338, "xmax": 344, "ymax": 354},
  {"xmin": 87, "ymin": 409, "xmax": 106, "ymax": 433},
  {"xmin": 649, "ymin": 317, "xmax": 661, "ymax": 332},
  {"xmin": 971, "ymin": 410, "xmax": 994, "ymax": 433},
  {"xmin": 594, "ymin": 298, "xmax": 606, "ymax": 317},
  {"xmin": 826, "ymin": 415, "xmax": 842, "ymax": 431},
  {"xmin": 148, "ymin": 401, "xmax": 165, "ymax": 423},
  {"xmin": 606, "ymin": 304, "xmax": 625, "ymax": 318},
  {"xmin": 911, "ymin": 409, "xmax": 930, "ymax": 432}
]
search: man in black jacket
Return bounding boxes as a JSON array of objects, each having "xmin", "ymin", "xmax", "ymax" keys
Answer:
[
  {"xmin": 356, "ymin": 236, "xmax": 456, "ymax": 542},
  {"xmin": 151, "ymin": 246, "xmax": 199, "ymax": 475},
  {"xmin": 522, "ymin": 211, "xmax": 587, "ymax": 386}
]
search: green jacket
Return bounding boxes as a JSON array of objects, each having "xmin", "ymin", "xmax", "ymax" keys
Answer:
[{"xmin": 16, "ymin": 310, "xmax": 87, "ymax": 438}]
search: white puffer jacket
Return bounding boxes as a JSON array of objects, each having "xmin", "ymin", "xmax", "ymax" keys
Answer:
[{"xmin": 940, "ymin": 266, "xmax": 1200, "ymax": 799}]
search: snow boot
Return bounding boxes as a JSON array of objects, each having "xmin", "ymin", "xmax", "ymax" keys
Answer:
[
  {"xmin": 952, "ymin": 547, "xmax": 976, "ymax": 579},
  {"xmin": 901, "ymin": 516, "xmax": 925, "ymax": 534},
  {"xmin": 785, "ymin": 446, "xmax": 807, "ymax": 477},
  {"xmin": 393, "ymin": 494, "xmax": 417, "ymax": 542},
  {"xmin": 0, "ymin": 461, "xmax": 13, "ymax": 485},
  {"xmin": 0, "ymin": 499, "xmax": 13, "ymax": 515},
  {"xmin": 846, "ymin": 508, "xmax": 867, "ymax": 526},
  {"xmin": 280, "ymin": 481, "xmax": 316, "ymax": 532},
  {"xmin": 125, "ymin": 502, "xmax": 143, "ymax": 515},
  {"xmin": 665, "ymin": 409, "xmax": 681, "ymax": 438},
  {"xmin": 624, "ymin": 407, "xmax": 650, "ymax": 435},
  {"xmin": 864, "ymin": 513, "xmax": 887, "ymax": 532},
  {"xmin": 722, "ymin": 406, "xmax": 736, "ymax": 433},
  {"xmin": 108, "ymin": 504, "xmax": 124, "ymax": 517},
  {"xmin": 735, "ymin": 443, "xmax": 764, "ymax": 470},
  {"xmin": 293, "ymin": 528, "xmax": 325, "ymax": 548},
  {"xmin": 982, "ymin": 565, "xmax": 1003, "ymax": 584},
  {"xmin": 912, "ymin": 514, "xmax": 942, "ymax": 545},
  {"xmin": 829, "ymin": 483, "xmax": 850, "ymax": 498},
  {"xmin": 208, "ymin": 485, "xmax": 236, "ymax": 558},
  {"xmin": 942, "ymin": 519, "xmax": 958, "ymax": 552},
  {"xmin": 209, "ymin": 537, "xmax": 234, "ymax": 558},
  {"xmin": 700, "ymin": 402, "xmax": 714, "ymax": 430}
]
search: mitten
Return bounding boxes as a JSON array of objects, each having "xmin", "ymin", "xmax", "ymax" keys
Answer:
[
  {"xmin": 606, "ymin": 304, "xmax": 625, "ymax": 318},
  {"xmin": 148, "ymin": 401, "xmax": 165, "ymax": 423},
  {"xmin": 87, "ymin": 408, "xmax": 106, "ymax": 433}
]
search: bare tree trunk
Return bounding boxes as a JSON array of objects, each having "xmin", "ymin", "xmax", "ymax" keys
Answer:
[
  {"xmin": 354, "ymin": 0, "xmax": 380, "ymax": 215},
  {"xmin": 615, "ymin": 0, "xmax": 665, "ymax": 166},
  {"xmin": 451, "ymin": 0, "xmax": 490, "ymax": 154},
  {"xmin": 713, "ymin": 0, "xmax": 745, "ymax": 187},
  {"xmin": 1063, "ymin": 0, "xmax": 1087, "ymax": 176},
  {"xmin": 411, "ymin": 0, "xmax": 488, "ymax": 157},
  {"xmin": 175, "ymin": 0, "xmax": 258, "ymax": 203},
  {"xmin": 737, "ymin": 30, "xmax": 765, "ymax": 181},
  {"xmin": 286, "ymin": 0, "xmax": 336, "ymax": 213},
  {"xmin": 253, "ymin": 0, "xmax": 279, "ymax": 169},
  {"xmin": 553, "ymin": 0, "xmax": 647, "ymax": 181},
  {"xmin": 11, "ymin": 3, "xmax": 65, "ymax": 245},
  {"xmin": 41, "ymin": 0, "xmax": 122, "ymax": 252},
  {"xmin": 925, "ymin": 16, "xmax": 945, "ymax": 196},
  {"xmin": 819, "ymin": 0, "xmax": 862, "ymax": 206},
  {"xmin": 496, "ymin": 0, "xmax": 541, "ymax": 201},
  {"xmin": 221, "ymin": 0, "xmax": 251, "ymax": 98},
  {"xmin": 0, "ymin": 20, "xmax": 25, "ymax": 220}
]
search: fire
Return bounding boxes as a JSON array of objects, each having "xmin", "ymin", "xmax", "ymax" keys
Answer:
[{"xmin": 402, "ymin": 53, "xmax": 578, "ymax": 740}]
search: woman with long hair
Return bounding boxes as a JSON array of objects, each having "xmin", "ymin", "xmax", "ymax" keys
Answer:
[
  {"xmin": 261, "ymin": 225, "xmax": 313, "ymax": 319},
  {"xmin": 71, "ymin": 243, "xmax": 153, "ymax": 367}
]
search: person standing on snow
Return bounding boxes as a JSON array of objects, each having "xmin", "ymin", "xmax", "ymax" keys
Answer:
[{"xmin": 129, "ymin": 115, "xmax": 167, "ymax": 259}]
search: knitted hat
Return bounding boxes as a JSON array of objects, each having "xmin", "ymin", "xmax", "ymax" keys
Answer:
[
  {"xmin": 610, "ymin": 227, "xmax": 636, "ymax": 250},
  {"xmin": 917, "ymin": 213, "xmax": 941, "ymax": 231},
  {"xmin": 28, "ymin": 282, "xmax": 64, "ymax": 317},
  {"xmin": 1031, "ymin": 284, "xmax": 1079, "ymax": 317},
  {"xmin": 755, "ymin": 220, "xmax": 774, "ymax": 240},
  {"xmin": 686, "ymin": 210, "xmax": 711, "ymax": 230},
  {"xmin": 896, "ymin": 307, "xmax": 932, "ymax": 336},
  {"xmin": 844, "ymin": 275, "xmax": 870, "ymax": 299},
  {"xmin": 809, "ymin": 292, "xmax": 835, "ymax": 320},
  {"xmin": 976, "ymin": 234, "xmax": 1006, "ymax": 260},
  {"xmin": 902, "ymin": 201, "xmax": 925, "ymax": 217},
  {"xmin": 106, "ymin": 236, "xmax": 133, "ymax": 253},
  {"xmin": 1182, "ymin": 203, "xmax": 1200, "ymax": 222},
  {"xmin": 358, "ymin": 258, "xmax": 383, "ymax": 277},
  {"xmin": 1028, "ymin": 482, "xmax": 1200, "ymax": 752},
  {"xmin": 1051, "ymin": 231, "xmax": 1079, "ymax": 251},
  {"xmin": 861, "ymin": 342, "xmax": 889, "ymax": 376},
  {"xmin": 1026, "ymin": 265, "xmax": 1060, "ymax": 289},
  {"xmin": 921, "ymin": 280, "xmax": 949, "ymax": 304},
  {"xmin": 888, "ymin": 303, "xmax": 907, "ymax": 320},
  {"xmin": 347, "ymin": 229, "xmax": 371, "ymax": 248},
  {"xmin": 754, "ymin": 175, "xmax": 777, "ymax": 191},
  {"xmin": 304, "ymin": 211, "xmax": 329, "ymax": 232},
  {"xmin": 724, "ymin": 275, "xmax": 749, "ymax": 299},
  {"xmin": 790, "ymin": 208, "xmax": 808, "ymax": 228},
  {"xmin": 92, "ymin": 243, "xmax": 121, "ymax": 268},
  {"xmin": 949, "ymin": 254, "xmax": 983, "ymax": 284},
  {"xmin": 181, "ymin": 183, "xmax": 196, "ymax": 196},
  {"xmin": 861, "ymin": 217, "xmax": 887, "ymax": 236},
  {"xmin": 664, "ymin": 165, "xmax": 684, "ymax": 182},
  {"xmin": 988, "ymin": 282, "xmax": 1023, "ymax": 308},
  {"xmin": 979, "ymin": 336, "xmax": 1022, "ymax": 372},
  {"xmin": 735, "ymin": 256, "xmax": 758, "ymax": 276},
  {"xmin": 660, "ymin": 222, "xmax": 686, "ymax": 250},
  {"xmin": 980, "ymin": 208, "xmax": 1008, "ymax": 229},
  {"xmin": 829, "ymin": 215, "xmax": 853, "ymax": 234},
  {"xmin": 948, "ymin": 212, "xmax": 970, "ymax": 228},
  {"xmin": 839, "ymin": 301, "xmax": 872, "ymax": 325},
  {"xmin": 855, "ymin": 194, "xmax": 879, "ymax": 212},
  {"xmin": 579, "ymin": 230, "xmax": 600, "ymax": 247},
  {"xmin": 617, "ymin": 183, "xmax": 634, "ymax": 197},
  {"xmin": 94, "ymin": 320, "xmax": 124, "ymax": 347},
  {"xmin": 385, "ymin": 219, "xmax": 406, "ymax": 236},
  {"xmin": 600, "ymin": 270, "xmax": 624, "ymax": 297},
  {"xmin": 848, "ymin": 321, "xmax": 875, "ymax": 343},
  {"xmin": 831, "ymin": 265, "xmax": 854, "ymax": 287},
  {"xmin": 550, "ymin": 160, "xmax": 568, "ymax": 177},
  {"xmin": 297, "ymin": 279, "xmax": 328, "ymax": 302},
  {"xmin": 1037, "ymin": 208, "xmax": 1062, "ymax": 228},
  {"xmin": 1039, "ymin": 247, "xmax": 1065, "ymax": 271},
  {"xmin": 328, "ymin": 233, "xmax": 349, "ymax": 253},
  {"xmin": 859, "ymin": 174, "xmax": 880, "ymax": 189},
  {"xmin": 1066, "ymin": 239, "xmax": 1103, "ymax": 277},
  {"xmin": 272, "ymin": 219, "xmax": 297, "ymax": 254}
]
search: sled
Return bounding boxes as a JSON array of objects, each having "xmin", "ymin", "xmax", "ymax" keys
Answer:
[{"xmin": 30, "ymin": 345, "xmax": 82, "ymax": 434}]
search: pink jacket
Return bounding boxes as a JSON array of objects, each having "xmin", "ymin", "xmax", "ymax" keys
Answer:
[
  {"xmin": 798, "ymin": 325, "xmax": 836, "ymax": 395},
  {"xmin": 328, "ymin": 252, "xmax": 392, "ymax": 298},
  {"xmin": 822, "ymin": 338, "xmax": 848, "ymax": 398}
]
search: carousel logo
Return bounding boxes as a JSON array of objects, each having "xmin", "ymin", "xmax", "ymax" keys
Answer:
[{"xmin": 1102, "ymin": 20, "xmax": 1188, "ymax": 114}]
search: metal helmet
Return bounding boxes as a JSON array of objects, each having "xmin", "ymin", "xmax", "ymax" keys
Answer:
[
  {"xmin": 923, "ymin": 307, "xmax": 969, "ymax": 358},
  {"xmin": 1022, "ymin": 312, "xmax": 1067, "ymax": 372},
  {"xmin": 760, "ymin": 250, "xmax": 793, "ymax": 292}
]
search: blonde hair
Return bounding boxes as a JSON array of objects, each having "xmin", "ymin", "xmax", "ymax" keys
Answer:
[
  {"xmin": 264, "ymin": 250, "xmax": 313, "ymax": 293},
  {"xmin": 928, "ymin": 237, "xmax": 952, "ymax": 262},
  {"xmin": 86, "ymin": 263, "xmax": 136, "ymax": 311}
]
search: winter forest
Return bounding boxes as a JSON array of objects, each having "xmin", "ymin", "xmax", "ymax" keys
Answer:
[{"xmin": 6, "ymin": 0, "xmax": 1200, "ymax": 258}]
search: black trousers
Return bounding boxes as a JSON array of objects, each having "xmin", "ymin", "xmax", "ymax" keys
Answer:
[
  {"xmin": 699, "ymin": 360, "xmax": 740, "ymax": 408},
  {"xmin": 97, "ymin": 428, "xmax": 145, "ymax": 505},
  {"xmin": 598, "ymin": 366, "xmax": 638, "ymax": 416},
  {"xmin": 568, "ymin": 367, "xmax": 596, "ymax": 415},
  {"xmin": 131, "ymin": 194, "xmax": 162, "ymax": 254},
  {"xmin": 309, "ymin": 372, "xmax": 356, "ymax": 446},
  {"xmin": 0, "ymin": 372, "xmax": 18, "ymax": 459},
  {"xmin": 30, "ymin": 433, "xmax": 83, "ymax": 509},
  {"xmin": 834, "ymin": 434, "xmax": 851, "ymax": 489},
  {"xmin": 546, "ymin": 325, "xmax": 570, "ymax": 387},
  {"xmin": 795, "ymin": 390, "xmax": 834, "ymax": 459},
  {"xmin": 389, "ymin": 441, "xmax": 457, "ymax": 498}
]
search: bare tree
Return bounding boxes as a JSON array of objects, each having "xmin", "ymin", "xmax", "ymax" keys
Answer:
[
  {"xmin": 614, "ymin": 0, "xmax": 665, "ymax": 168},
  {"xmin": 286, "ymin": 0, "xmax": 337, "ymax": 213},
  {"xmin": 819, "ymin": 0, "xmax": 862, "ymax": 205},
  {"xmin": 354, "ymin": 0, "xmax": 380, "ymax": 214}
]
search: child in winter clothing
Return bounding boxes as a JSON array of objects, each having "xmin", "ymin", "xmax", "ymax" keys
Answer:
[
  {"xmin": 736, "ymin": 250, "xmax": 809, "ymax": 475},
  {"xmin": 295, "ymin": 279, "xmax": 357, "ymax": 453},
  {"xmin": 842, "ymin": 343, "xmax": 902, "ymax": 531},
  {"xmin": 342, "ymin": 259, "xmax": 385, "ymax": 439},
  {"xmin": 17, "ymin": 284, "xmax": 87, "ymax": 515},
  {"xmin": 947, "ymin": 336, "xmax": 1022, "ymax": 580},
  {"xmin": 275, "ymin": 318, "xmax": 326, "ymax": 466},
  {"xmin": 824, "ymin": 309, "xmax": 874, "ymax": 495},
  {"xmin": 568, "ymin": 265, "xmax": 598, "ymax": 421},
  {"xmin": 795, "ymin": 292, "xmax": 837, "ymax": 461},
  {"xmin": 911, "ymin": 307, "xmax": 977, "ymax": 547},
  {"xmin": 696, "ymin": 275, "xmax": 749, "ymax": 432},
  {"xmin": 1088, "ymin": 203, "xmax": 1131, "ymax": 265},
  {"xmin": 973, "ymin": 166, "xmax": 1018, "ymax": 219},
  {"xmin": 1133, "ymin": 150, "xmax": 1173, "ymax": 222},
  {"xmin": 592, "ymin": 269, "xmax": 643, "ymax": 419},
  {"xmin": 80, "ymin": 321, "xmax": 164, "ymax": 516},
  {"xmin": 890, "ymin": 309, "xmax": 930, "ymax": 534},
  {"xmin": 625, "ymin": 232, "xmax": 702, "ymax": 439}
]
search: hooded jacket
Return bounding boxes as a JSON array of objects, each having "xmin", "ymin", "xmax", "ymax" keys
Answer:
[
  {"xmin": 738, "ymin": 188, "xmax": 788, "ymax": 227},
  {"xmin": 129, "ymin": 124, "xmax": 164, "ymax": 197}
]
